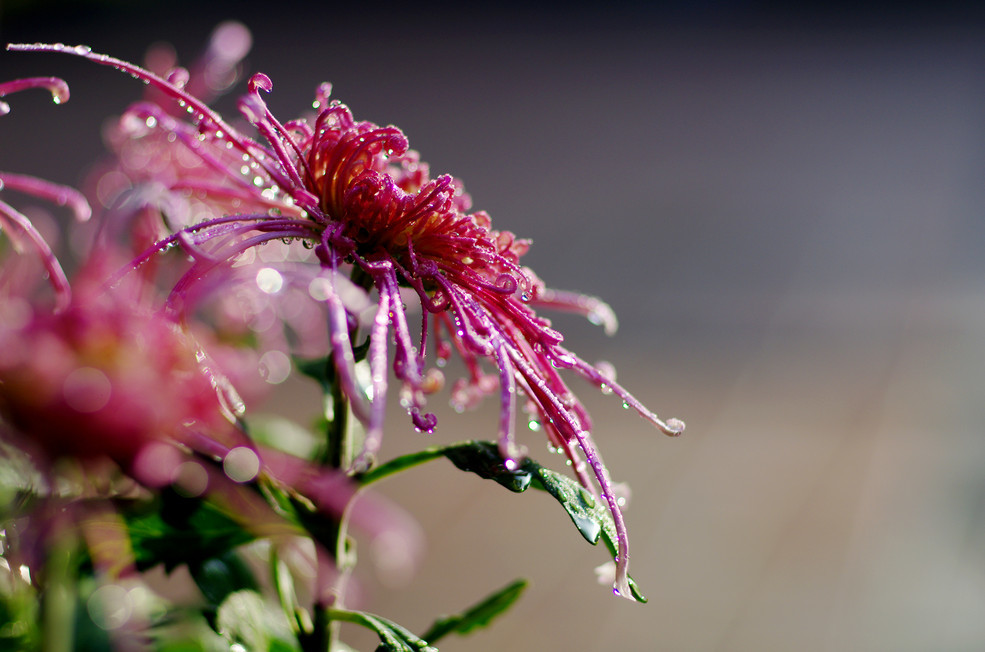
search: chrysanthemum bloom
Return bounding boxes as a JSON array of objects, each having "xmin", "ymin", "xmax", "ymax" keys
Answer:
[
  {"xmin": 0, "ymin": 72, "xmax": 420, "ymax": 611},
  {"xmin": 10, "ymin": 42, "xmax": 684, "ymax": 598}
]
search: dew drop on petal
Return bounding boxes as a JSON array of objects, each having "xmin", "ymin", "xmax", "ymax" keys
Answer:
[
  {"xmin": 527, "ymin": 419, "xmax": 542, "ymax": 432},
  {"xmin": 664, "ymin": 417, "xmax": 686, "ymax": 436}
]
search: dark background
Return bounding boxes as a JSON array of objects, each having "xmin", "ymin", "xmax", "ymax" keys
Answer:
[{"xmin": 3, "ymin": 2, "xmax": 985, "ymax": 650}]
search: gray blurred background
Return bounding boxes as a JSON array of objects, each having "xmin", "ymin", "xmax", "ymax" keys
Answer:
[{"xmin": 3, "ymin": 1, "xmax": 985, "ymax": 650}]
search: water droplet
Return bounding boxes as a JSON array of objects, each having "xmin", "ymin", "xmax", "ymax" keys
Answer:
[
  {"xmin": 173, "ymin": 460, "xmax": 208, "ymax": 497},
  {"xmin": 527, "ymin": 419, "xmax": 542, "ymax": 432},
  {"xmin": 665, "ymin": 417, "xmax": 685, "ymax": 436},
  {"xmin": 62, "ymin": 367, "xmax": 112, "ymax": 413},
  {"xmin": 622, "ymin": 401, "xmax": 630, "ymax": 409},
  {"xmin": 87, "ymin": 584, "xmax": 132, "ymax": 631},
  {"xmin": 223, "ymin": 446, "xmax": 260, "ymax": 483},
  {"xmin": 255, "ymin": 267, "xmax": 283, "ymax": 294},
  {"xmin": 258, "ymin": 350, "xmax": 291, "ymax": 384}
]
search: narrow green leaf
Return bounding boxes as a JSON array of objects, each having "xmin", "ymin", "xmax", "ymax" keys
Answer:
[
  {"xmin": 420, "ymin": 579, "xmax": 528, "ymax": 644},
  {"xmin": 327, "ymin": 608, "xmax": 435, "ymax": 652},
  {"xmin": 355, "ymin": 447, "xmax": 449, "ymax": 486}
]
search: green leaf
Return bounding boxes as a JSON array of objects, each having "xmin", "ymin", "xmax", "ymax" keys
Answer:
[
  {"xmin": 124, "ymin": 490, "xmax": 257, "ymax": 573},
  {"xmin": 0, "ymin": 569, "xmax": 39, "ymax": 649},
  {"xmin": 529, "ymin": 466, "xmax": 602, "ymax": 544},
  {"xmin": 439, "ymin": 441, "xmax": 648, "ymax": 603},
  {"xmin": 327, "ymin": 608, "xmax": 435, "ymax": 652},
  {"xmin": 215, "ymin": 590, "xmax": 299, "ymax": 651},
  {"xmin": 294, "ymin": 356, "xmax": 335, "ymax": 394},
  {"xmin": 442, "ymin": 441, "xmax": 533, "ymax": 492},
  {"xmin": 295, "ymin": 340, "xmax": 370, "ymax": 393},
  {"xmin": 420, "ymin": 579, "xmax": 527, "ymax": 644},
  {"xmin": 189, "ymin": 550, "xmax": 259, "ymax": 607}
]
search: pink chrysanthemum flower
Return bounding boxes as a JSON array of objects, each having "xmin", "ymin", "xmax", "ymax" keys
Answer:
[{"xmin": 9, "ymin": 42, "xmax": 683, "ymax": 598}]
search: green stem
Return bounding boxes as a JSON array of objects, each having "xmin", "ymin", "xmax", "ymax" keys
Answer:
[
  {"xmin": 325, "ymin": 364, "xmax": 350, "ymax": 470},
  {"xmin": 41, "ymin": 529, "xmax": 77, "ymax": 652},
  {"xmin": 319, "ymin": 266, "xmax": 375, "ymax": 651}
]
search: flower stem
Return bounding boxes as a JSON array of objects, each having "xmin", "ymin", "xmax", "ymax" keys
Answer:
[
  {"xmin": 319, "ymin": 265, "xmax": 374, "ymax": 651},
  {"xmin": 41, "ymin": 529, "xmax": 77, "ymax": 652}
]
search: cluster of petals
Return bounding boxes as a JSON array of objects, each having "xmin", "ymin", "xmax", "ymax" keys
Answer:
[
  {"xmin": 7, "ymin": 38, "xmax": 683, "ymax": 597},
  {"xmin": 0, "ymin": 68, "xmax": 420, "ymax": 600}
]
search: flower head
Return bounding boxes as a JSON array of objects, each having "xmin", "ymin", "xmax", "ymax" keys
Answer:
[{"xmin": 8, "ymin": 41, "xmax": 684, "ymax": 598}]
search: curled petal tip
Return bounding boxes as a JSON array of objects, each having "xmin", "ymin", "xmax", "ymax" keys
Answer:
[
  {"xmin": 249, "ymin": 72, "xmax": 272, "ymax": 93},
  {"xmin": 612, "ymin": 578, "xmax": 634, "ymax": 601},
  {"xmin": 663, "ymin": 417, "xmax": 685, "ymax": 436},
  {"xmin": 0, "ymin": 76, "xmax": 70, "ymax": 109}
]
